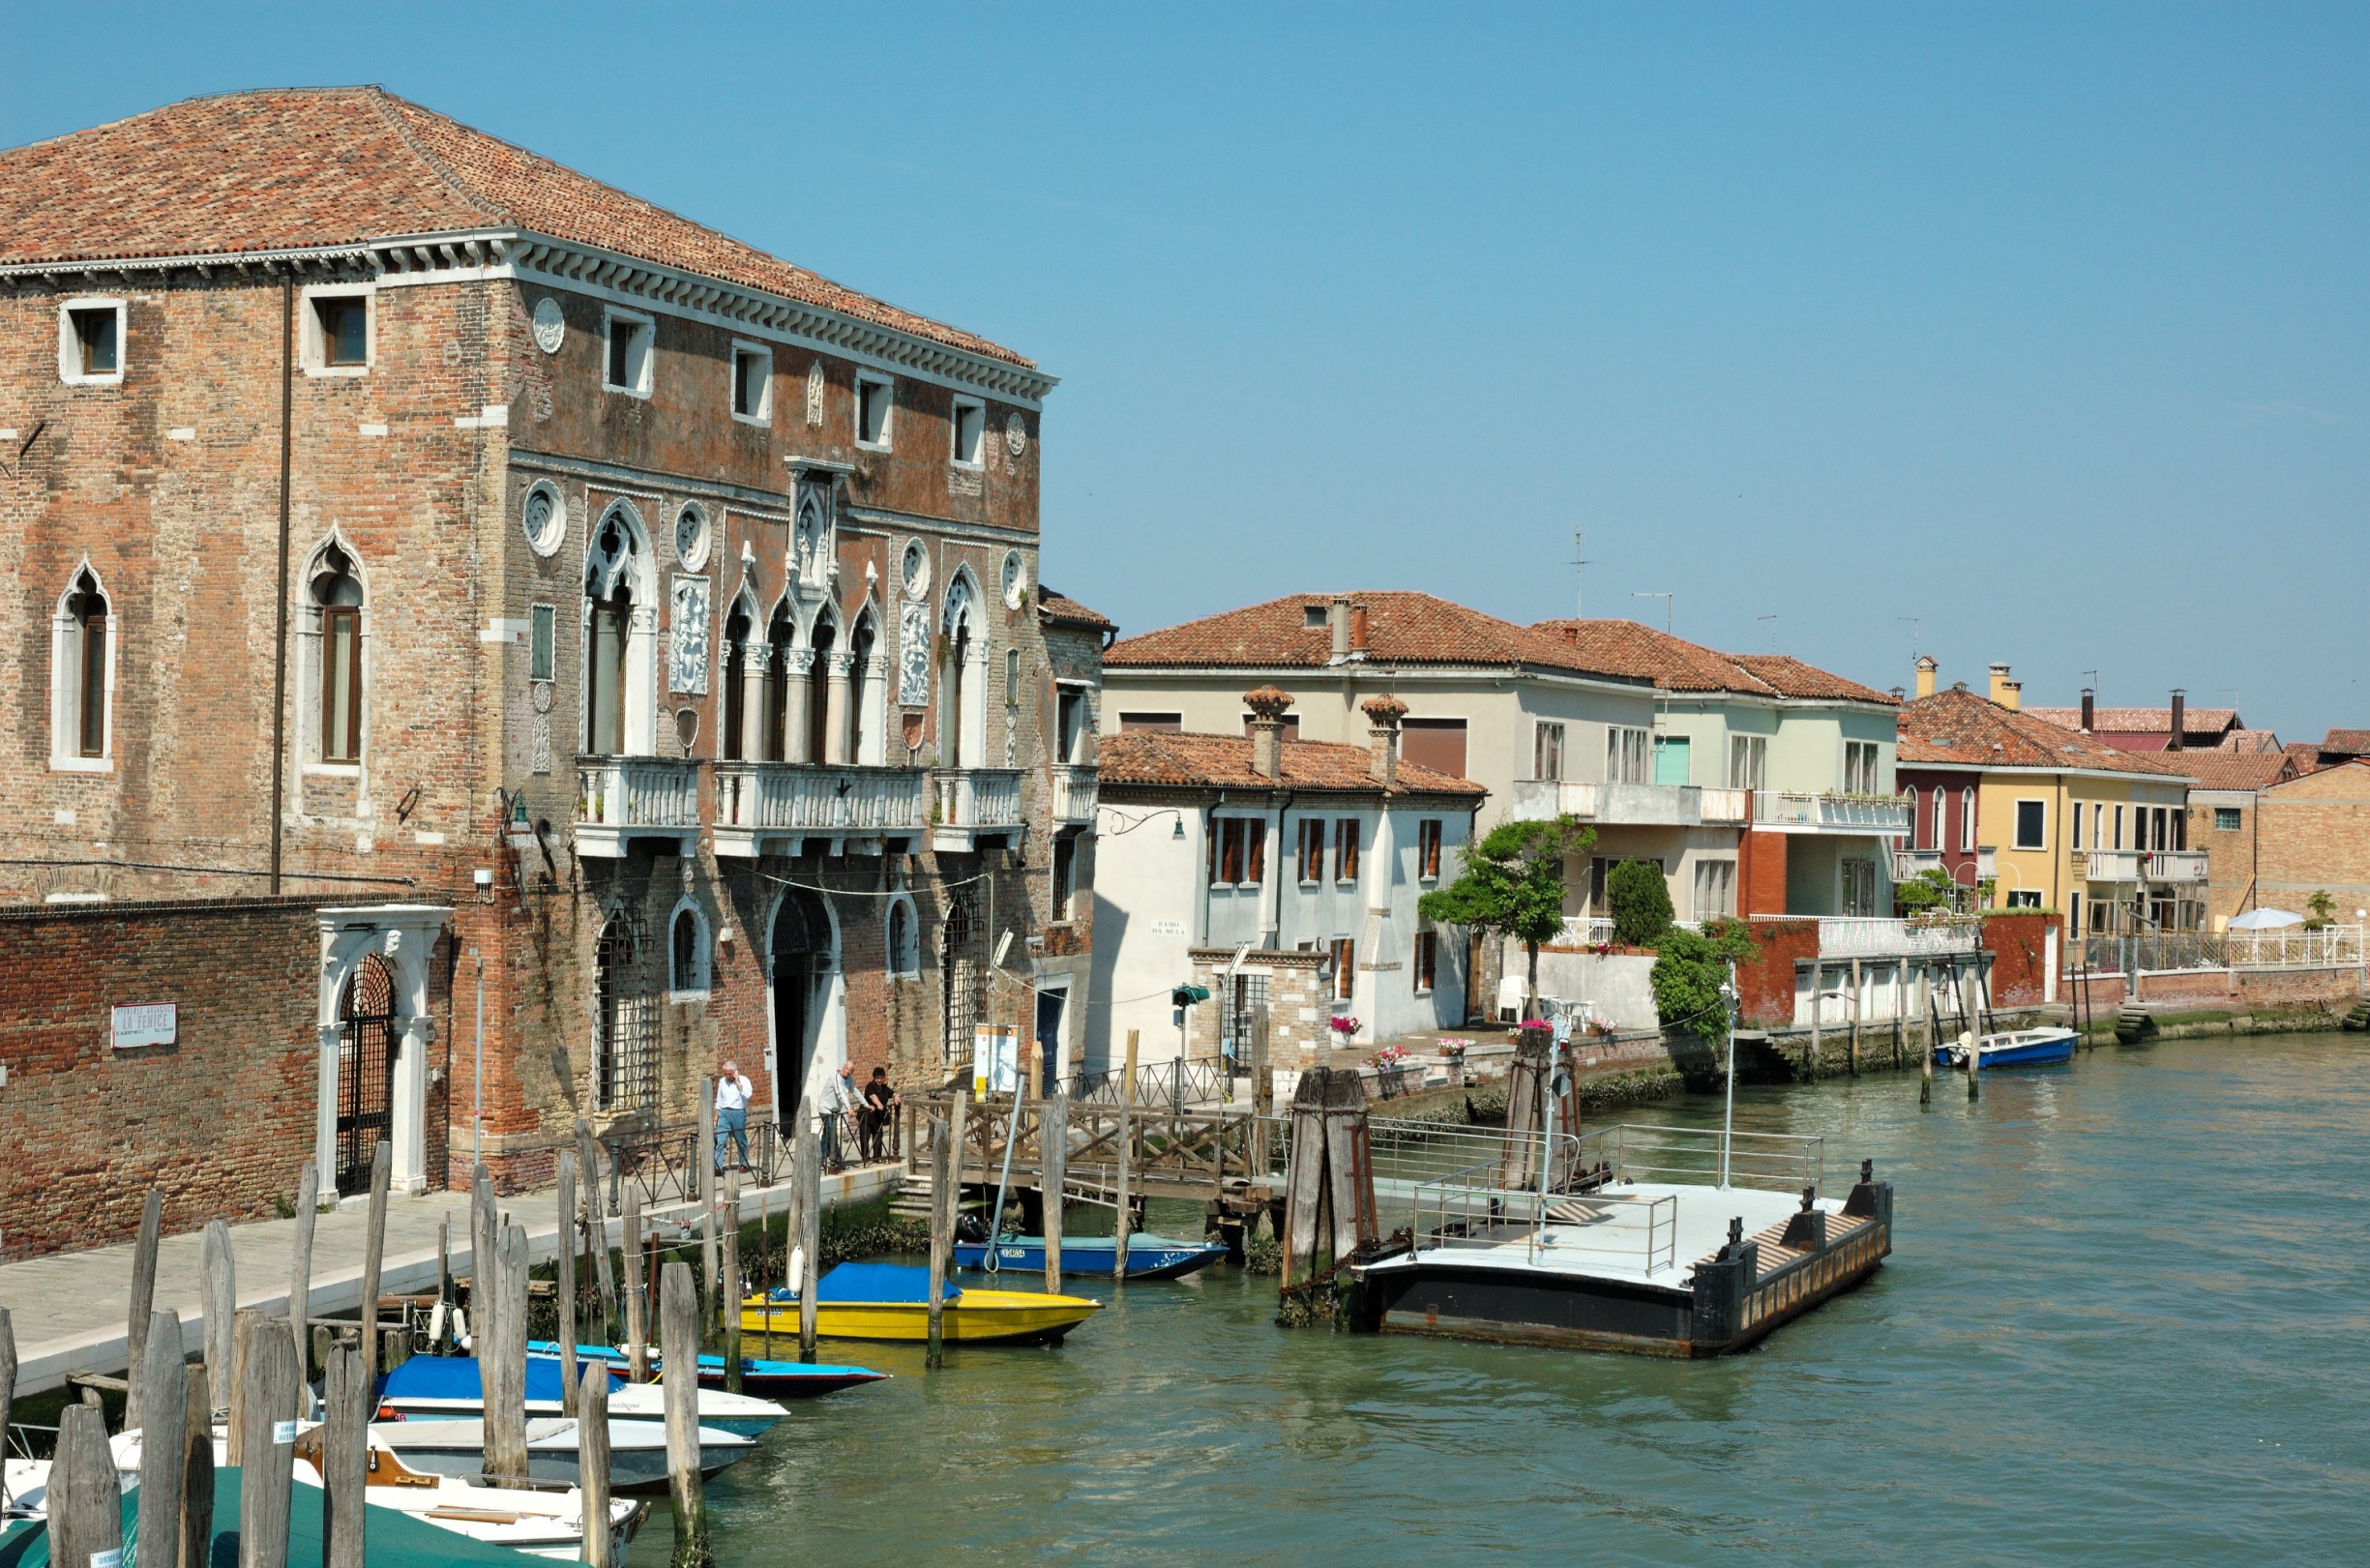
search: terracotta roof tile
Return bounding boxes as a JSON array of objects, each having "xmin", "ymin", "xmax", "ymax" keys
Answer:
[
  {"xmin": 0, "ymin": 87, "xmax": 1028, "ymax": 368},
  {"xmin": 2322, "ymin": 728, "xmax": 2370, "ymax": 754},
  {"xmin": 1105, "ymin": 593, "xmax": 1638, "ymax": 678},
  {"xmin": 1533, "ymin": 621, "xmax": 1896, "ymax": 704},
  {"xmin": 1726, "ymin": 652, "xmax": 1896, "ymax": 705},
  {"xmin": 1036, "ymin": 587, "xmax": 1113, "ymax": 634},
  {"xmin": 2026, "ymin": 706, "xmax": 2241, "ymax": 735},
  {"xmin": 1098, "ymin": 732, "xmax": 1485, "ymax": 796},
  {"xmin": 1898, "ymin": 688, "xmax": 2193, "ymax": 777},
  {"xmin": 2177, "ymin": 752, "xmax": 2299, "ymax": 791}
]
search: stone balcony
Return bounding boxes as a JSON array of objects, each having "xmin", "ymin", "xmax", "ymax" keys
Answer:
[
  {"xmin": 574, "ymin": 756, "xmax": 701, "ymax": 857},
  {"xmin": 932, "ymin": 768, "xmax": 1025, "ymax": 852},
  {"xmin": 712, "ymin": 761, "xmax": 931, "ymax": 858},
  {"xmin": 1051, "ymin": 762, "xmax": 1098, "ymax": 826},
  {"xmin": 1506, "ymin": 780, "xmax": 1722, "ymax": 827},
  {"xmin": 2144, "ymin": 849, "xmax": 2208, "ymax": 884},
  {"xmin": 2085, "ymin": 849, "xmax": 2144, "ymax": 883},
  {"xmin": 1753, "ymin": 792, "xmax": 1913, "ymax": 835}
]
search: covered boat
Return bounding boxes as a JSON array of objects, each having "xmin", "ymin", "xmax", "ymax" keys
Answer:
[
  {"xmin": 527, "ymin": 1339, "xmax": 887, "ymax": 1399},
  {"xmin": 953, "ymin": 1231, "xmax": 1229, "ymax": 1281},
  {"xmin": 370, "ymin": 1415, "xmax": 754, "ymax": 1494},
  {"xmin": 377, "ymin": 1353, "xmax": 788, "ymax": 1437},
  {"xmin": 740, "ymin": 1262, "xmax": 1101, "ymax": 1346},
  {"xmin": 1935, "ymin": 1026, "xmax": 2077, "ymax": 1069}
]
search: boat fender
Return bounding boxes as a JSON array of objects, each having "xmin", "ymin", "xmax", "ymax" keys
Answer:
[{"xmin": 786, "ymin": 1246, "xmax": 805, "ymax": 1289}]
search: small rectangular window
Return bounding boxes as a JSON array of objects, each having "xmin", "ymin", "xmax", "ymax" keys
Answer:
[
  {"xmin": 1215, "ymin": 817, "xmax": 1258, "ymax": 886},
  {"xmin": 1534, "ymin": 722, "xmax": 1565, "ymax": 782},
  {"xmin": 731, "ymin": 344, "xmax": 772, "ymax": 421},
  {"xmin": 530, "ymin": 604, "xmax": 556, "ymax": 683},
  {"xmin": 314, "ymin": 297, "xmax": 368, "ymax": 367},
  {"xmin": 72, "ymin": 308, "xmax": 118, "ymax": 375},
  {"xmin": 1729, "ymin": 734, "xmax": 1768, "ymax": 791},
  {"xmin": 605, "ymin": 311, "xmax": 652, "ymax": 395},
  {"xmin": 1298, "ymin": 818, "xmax": 1324, "ymax": 884},
  {"xmin": 1845, "ymin": 740, "xmax": 1881, "ymax": 795},
  {"xmin": 2014, "ymin": 799, "xmax": 2046, "ymax": 850},
  {"xmin": 856, "ymin": 374, "xmax": 893, "ymax": 448},
  {"xmin": 2215, "ymin": 807, "xmax": 2242, "ymax": 832},
  {"xmin": 1693, "ymin": 858, "xmax": 1736, "ymax": 920},
  {"xmin": 1608, "ymin": 725, "xmax": 1649, "ymax": 784},
  {"xmin": 1330, "ymin": 937, "xmax": 1356, "ymax": 1002},
  {"xmin": 951, "ymin": 398, "xmax": 986, "ymax": 466},
  {"xmin": 1417, "ymin": 819, "xmax": 1442, "ymax": 880},
  {"xmin": 2072, "ymin": 798, "xmax": 2085, "ymax": 849},
  {"xmin": 2113, "ymin": 805, "xmax": 2125, "ymax": 850},
  {"xmin": 1962, "ymin": 788, "xmax": 1977, "ymax": 853},
  {"xmin": 1412, "ymin": 930, "xmax": 1437, "ymax": 994},
  {"xmin": 1118, "ymin": 712, "xmax": 1181, "ymax": 733},
  {"xmin": 1052, "ymin": 834, "xmax": 1077, "ymax": 920},
  {"xmin": 1335, "ymin": 819, "xmax": 1360, "ymax": 883}
]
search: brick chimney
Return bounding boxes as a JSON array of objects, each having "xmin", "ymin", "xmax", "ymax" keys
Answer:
[
  {"xmin": 1914, "ymin": 655, "xmax": 1937, "ymax": 699},
  {"xmin": 1327, "ymin": 596, "xmax": 1352, "ymax": 665},
  {"xmin": 1361, "ymin": 695, "xmax": 1408, "ymax": 786},
  {"xmin": 2169, "ymin": 689, "xmax": 2185, "ymax": 752},
  {"xmin": 2003, "ymin": 678, "xmax": 2021, "ymax": 711},
  {"xmin": 1348, "ymin": 602, "xmax": 1371, "ymax": 659},
  {"xmin": 1988, "ymin": 663, "xmax": 2012, "ymax": 706},
  {"xmin": 2080, "ymin": 687, "xmax": 2095, "ymax": 733},
  {"xmin": 1245, "ymin": 686, "xmax": 1294, "ymax": 782}
]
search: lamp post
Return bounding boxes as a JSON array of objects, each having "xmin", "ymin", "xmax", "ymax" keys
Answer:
[{"xmin": 1719, "ymin": 964, "xmax": 1739, "ymax": 1190}]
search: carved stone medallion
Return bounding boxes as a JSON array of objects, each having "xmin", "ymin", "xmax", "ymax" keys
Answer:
[
  {"xmin": 1004, "ymin": 412, "xmax": 1027, "ymax": 457},
  {"xmin": 531, "ymin": 298, "xmax": 566, "ymax": 354}
]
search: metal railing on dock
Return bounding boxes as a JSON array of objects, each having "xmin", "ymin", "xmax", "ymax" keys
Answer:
[
  {"xmin": 1410, "ymin": 1151, "xmax": 1680, "ymax": 1276},
  {"xmin": 1573, "ymin": 1124, "xmax": 1822, "ymax": 1195},
  {"xmin": 598, "ymin": 1109, "xmax": 899, "ymax": 1210}
]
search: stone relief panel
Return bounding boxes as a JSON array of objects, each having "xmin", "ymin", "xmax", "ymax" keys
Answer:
[
  {"xmin": 898, "ymin": 600, "xmax": 932, "ymax": 706},
  {"xmin": 670, "ymin": 575, "xmax": 711, "ymax": 695}
]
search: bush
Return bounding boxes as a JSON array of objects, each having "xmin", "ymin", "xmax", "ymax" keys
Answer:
[
  {"xmin": 1607, "ymin": 859, "xmax": 1674, "ymax": 946},
  {"xmin": 1649, "ymin": 920, "xmax": 1758, "ymax": 1041},
  {"xmin": 1895, "ymin": 868, "xmax": 1955, "ymax": 915}
]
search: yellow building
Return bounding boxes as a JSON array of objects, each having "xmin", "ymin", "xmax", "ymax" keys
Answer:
[{"xmin": 1897, "ymin": 677, "xmax": 2200, "ymax": 937}]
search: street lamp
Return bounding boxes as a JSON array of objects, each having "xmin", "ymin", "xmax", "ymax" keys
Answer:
[{"xmin": 1719, "ymin": 965, "xmax": 1739, "ymax": 1190}]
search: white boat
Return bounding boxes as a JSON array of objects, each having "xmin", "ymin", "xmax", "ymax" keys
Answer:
[
  {"xmin": 376, "ymin": 1353, "xmax": 789, "ymax": 1437},
  {"xmin": 370, "ymin": 1416, "xmax": 755, "ymax": 1494},
  {"xmin": 1934, "ymin": 1025, "xmax": 2077, "ymax": 1069}
]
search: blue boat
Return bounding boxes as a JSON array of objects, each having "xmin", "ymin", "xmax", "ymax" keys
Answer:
[
  {"xmin": 953, "ymin": 1231, "xmax": 1230, "ymax": 1281},
  {"xmin": 526, "ymin": 1339, "xmax": 887, "ymax": 1400},
  {"xmin": 1935, "ymin": 1025, "xmax": 2077, "ymax": 1070},
  {"xmin": 378, "ymin": 1353, "xmax": 788, "ymax": 1437}
]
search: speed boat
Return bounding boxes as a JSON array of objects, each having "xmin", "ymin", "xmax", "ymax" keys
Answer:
[{"xmin": 370, "ymin": 1415, "xmax": 754, "ymax": 1494}]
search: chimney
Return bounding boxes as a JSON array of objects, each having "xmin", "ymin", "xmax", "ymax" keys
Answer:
[
  {"xmin": 1244, "ymin": 686, "xmax": 1294, "ymax": 782},
  {"xmin": 1327, "ymin": 596, "xmax": 1352, "ymax": 665},
  {"xmin": 2169, "ymin": 689, "xmax": 2185, "ymax": 752},
  {"xmin": 1987, "ymin": 663, "xmax": 2012, "ymax": 706},
  {"xmin": 1914, "ymin": 655, "xmax": 1937, "ymax": 699},
  {"xmin": 1361, "ymin": 695, "xmax": 1408, "ymax": 787},
  {"xmin": 1348, "ymin": 602, "xmax": 1371, "ymax": 659},
  {"xmin": 2003, "ymin": 680, "xmax": 2022, "ymax": 711},
  {"xmin": 2080, "ymin": 687, "xmax": 2094, "ymax": 733}
]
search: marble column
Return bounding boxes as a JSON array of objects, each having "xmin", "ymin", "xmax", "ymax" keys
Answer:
[
  {"xmin": 739, "ymin": 643, "xmax": 770, "ymax": 762},
  {"xmin": 784, "ymin": 649, "xmax": 815, "ymax": 764},
  {"xmin": 823, "ymin": 652, "xmax": 852, "ymax": 766}
]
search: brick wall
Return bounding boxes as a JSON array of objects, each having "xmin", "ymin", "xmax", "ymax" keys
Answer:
[
  {"xmin": 0, "ymin": 899, "xmax": 335, "ymax": 1259},
  {"xmin": 1739, "ymin": 828, "xmax": 1788, "ymax": 918},
  {"xmin": 2258, "ymin": 762, "xmax": 2370, "ymax": 913}
]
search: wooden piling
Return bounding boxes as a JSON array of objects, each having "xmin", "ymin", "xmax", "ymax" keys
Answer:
[
  {"xmin": 200, "ymin": 1218, "xmax": 235, "ymax": 1414},
  {"xmin": 359, "ymin": 1139, "xmax": 391, "ymax": 1377},
  {"xmin": 1113, "ymin": 1029, "xmax": 1139, "ymax": 1282},
  {"xmin": 136, "ymin": 1308, "xmax": 187, "ymax": 1568},
  {"xmin": 797, "ymin": 1116, "xmax": 820, "ymax": 1365},
  {"xmin": 50, "ymin": 1403, "xmax": 122, "ymax": 1568},
  {"xmin": 558, "ymin": 1149, "xmax": 581, "ymax": 1417},
  {"xmin": 471, "ymin": 1163, "xmax": 497, "ymax": 1347},
  {"xmin": 227, "ymin": 1307, "xmax": 262, "ymax": 1457},
  {"xmin": 486, "ymin": 1223, "xmax": 532, "ymax": 1484},
  {"xmin": 237, "ymin": 1317, "xmax": 300, "ymax": 1568},
  {"xmin": 721, "ymin": 1169, "xmax": 743, "ymax": 1390},
  {"xmin": 578, "ymin": 1363, "xmax": 614, "ymax": 1567},
  {"xmin": 181, "ymin": 1362, "xmax": 213, "ymax": 1568},
  {"xmin": 1809, "ymin": 963, "xmax": 1823, "ymax": 1074},
  {"xmin": 126, "ymin": 1187, "xmax": 163, "ymax": 1430},
  {"xmin": 578, "ymin": 1119, "xmax": 618, "ymax": 1345},
  {"xmin": 1849, "ymin": 959, "xmax": 1862, "ymax": 1076},
  {"xmin": 698, "ymin": 1079, "xmax": 718, "ymax": 1351},
  {"xmin": 1042, "ymin": 1089, "xmax": 1067, "ymax": 1290},
  {"xmin": 1249, "ymin": 1008, "xmax": 1273, "ymax": 1174},
  {"xmin": 320, "ymin": 1343, "xmax": 369, "ymax": 1568},
  {"xmin": 0, "ymin": 1309, "xmax": 14, "ymax": 1507},
  {"xmin": 926, "ymin": 1113, "xmax": 951, "ymax": 1370},
  {"xmin": 623, "ymin": 1189, "xmax": 649, "ymax": 1382},
  {"xmin": 1280, "ymin": 1066, "xmax": 1378, "ymax": 1305},
  {"xmin": 659, "ymin": 1261, "xmax": 712, "ymax": 1568},
  {"xmin": 287, "ymin": 1162, "xmax": 318, "ymax": 1390}
]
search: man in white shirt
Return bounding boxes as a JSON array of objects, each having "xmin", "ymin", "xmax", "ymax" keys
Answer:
[
  {"xmin": 714, "ymin": 1059, "xmax": 754, "ymax": 1174},
  {"xmin": 817, "ymin": 1060, "xmax": 860, "ymax": 1172}
]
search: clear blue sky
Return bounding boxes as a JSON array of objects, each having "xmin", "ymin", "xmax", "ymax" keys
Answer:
[{"xmin": 7, "ymin": 4, "xmax": 2363, "ymax": 738}]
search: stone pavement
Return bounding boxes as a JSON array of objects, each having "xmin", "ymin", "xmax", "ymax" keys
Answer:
[{"xmin": 0, "ymin": 1162, "xmax": 902, "ymax": 1396}]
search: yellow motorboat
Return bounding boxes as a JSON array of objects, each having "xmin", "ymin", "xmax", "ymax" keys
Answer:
[{"xmin": 741, "ymin": 1262, "xmax": 1101, "ymax": 1346}]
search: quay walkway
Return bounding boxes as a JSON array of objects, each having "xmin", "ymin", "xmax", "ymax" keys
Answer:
[{"xmin": 0, "ymin": 1161, "xmax": 901, "ymax": 1398}]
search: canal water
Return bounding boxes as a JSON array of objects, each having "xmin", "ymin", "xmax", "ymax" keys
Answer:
[{"xmin": 643, "ymin": 1033, "xmax": 2369, "ymax": 1565}]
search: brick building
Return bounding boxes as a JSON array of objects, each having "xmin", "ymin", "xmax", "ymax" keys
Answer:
[
  {"xmin": 0, "ymin": 88, "xmax": 1102, "ymax": 1208},
  {"xmin": 2255, "ymin": 759, "xmax": 2370, "ymax": 923},
  {"xmin": 2178, "ymin": 750, "xmax": 2301, "ymax": 927}
]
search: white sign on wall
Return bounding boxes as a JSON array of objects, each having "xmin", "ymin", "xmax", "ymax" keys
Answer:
[
  {"xmin": 1149, "ymin": 919, "xmax": 1189, "ymax": 939},
  {"xmin": 111, "ymin": 1003, "xmax": 177, "ymax": 1050},
  {"xmin": 973, "ymin": 1024, "xmax": 1020, "ymax": 1099}
]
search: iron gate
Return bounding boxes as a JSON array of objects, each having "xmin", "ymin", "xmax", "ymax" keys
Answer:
[
  {"xmin": 337, "ymin": 955, "xmax": 400, "ymax": 1195},
  {"xmin": 596, "ymin": 914, "xmax": 658, "ymax": 1112}
]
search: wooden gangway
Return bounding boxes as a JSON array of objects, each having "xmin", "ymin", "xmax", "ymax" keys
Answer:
[{"xmin": 901, "ymin": 1093, "xmax": 1284, "ymax": 1206}]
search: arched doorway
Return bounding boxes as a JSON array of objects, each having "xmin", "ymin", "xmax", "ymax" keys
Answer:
[
  {"xmin": 336, "ymin": 954, "xmax": 400, "ymax": 1195},
  {"xmin": 771, "ymin": 890, "xmax": 829, "ymax": 1109}
]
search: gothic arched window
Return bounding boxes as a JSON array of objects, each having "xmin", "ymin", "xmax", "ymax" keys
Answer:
[
  {"xmin": 312, "ymin": 546, "xmax": 365, "ymax": 763},
  {"xmin": 55, "ymin": 568, "xmax": 111, "ymax": 763}
]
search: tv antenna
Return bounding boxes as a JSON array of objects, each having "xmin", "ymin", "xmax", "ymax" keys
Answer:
[
  {"xmin": 1632, "ymin": 591, "xmax": 1672, "ymax": 634},
  {"xmin": 1571, "ymin": 526, "xmax": 1588, "ymax": 619}
]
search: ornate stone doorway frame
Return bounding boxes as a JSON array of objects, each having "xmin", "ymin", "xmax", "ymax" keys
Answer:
[{"xmin": 314, "ymin": 904, "xmax": 452, "ymax": 1198}]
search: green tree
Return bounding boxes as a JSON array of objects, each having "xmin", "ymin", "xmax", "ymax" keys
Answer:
[
  {"xmin": 1418, "ymin": 814, "xmax": 1595, "ymax": 1021},
  {"xmin": 1649, "ymin": 920, "xmax": 1759, "ymax": 1042},
  {"xmin": 1894, "ymin": 867, "xmax": 1956, "ymax": 915},
  {"xmin": 2306, "ymin": 889, "xmax": 2336, "ymax": 930},
  {"xmin": 1607, "ymin": 858, "xmax": 1674, "ymax": 946}
]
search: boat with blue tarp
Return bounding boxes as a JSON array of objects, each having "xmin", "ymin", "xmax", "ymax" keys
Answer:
[
  {"xmin": 376, "ymin": 1353, "xmax": 788, "ymax": 1436},
  {"xmin": 953, "ymin": 1232, "xmax": 1229, "ymax": 1280},
  {"xmin": 1936, "ymin": 1025, "xmax": 2077, "ymax": 1069},
  {"xmin": 526, "ymin": 1340, "xmax": 886, "ymax": 1399}
]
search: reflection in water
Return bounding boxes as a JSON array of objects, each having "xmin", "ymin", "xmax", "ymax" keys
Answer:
[{"xmin": 634, "ymin": 1035, "xmax": 2370, "ymax": 1565}]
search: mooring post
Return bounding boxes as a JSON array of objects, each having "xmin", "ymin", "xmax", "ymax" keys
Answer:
[
  {"xmin": 238, "ymin": 1317, "xmax": 299, "ymax": 1568},
  {"xmin": 623, "ymin": 1189, "xmax": 649, "ymax": 1383},
  {"xmin": 359, "ymin": 1139, "xmax": 391, "ymax": 1377},
  {"xmin": 50, "ymin": 1403, "xmax": 122, "ymax": 1568},
  {"xmin": 661, "ymin": 1260, "xmax": 713, "ymax": 1568},
  {"xmin": 471, "ymin": 1163, "xmax": 498, "ymax": 1347},
  {"xmin": 320, "ymin": 1342, "xmax": 368, "ymax": 1568},
  {"xmin": 182, "ymin": 1361, "xmax": 214, "ymax": 1565},
  {"xmin": 1965, "ymin": 1028, "xmax": 1980, "ymax": 1101},
  {"xmin": 699, "ymin": 1079, "xmax": 719, "ymax": 1352},
  {"xmin": 227, "ymin": 1307, "xmax": 261, "ymax": 1458},
  {"xmin": 1114, "ymin": 1029, "xmax": 1139, "ymax": 1282},
  {"xmin": 488, "ymin": 1223, "xmax": 532, "ymax": 1484},
  {"xmin": 1043, "ymin": 1089, "xmax": 1068, "ymax": 1290},
  {"xmin": 1808, "ymin": 962, "xmax": 1823, "ymax": 1075},
  {"xmin": 200, "ymin": 1218, "xmax": 235, "ymax": 1415},
  {"xmin": 798, "ymin": 1114, "xmax": 821, "ymax": 1365},
  {"xmin": 0, "ymin": 1309, "xmax": 14, "ymax": 1508},
  {"xmin": 579, "ymin": 1363, "xmax": 615, "ymax": 1567},
  {"xmin": 927, "ymin": 1112, "xmax": 951, "ymax": 1369},
  {"xmin": 558, "ymin": 1147, "xmax": 581, "ymax": 1416},
  {"xmin": 722, "ymin": 1168, "xmax": 744, "ymax": 1390},
  {"xmin": 126, "ymin": 1187, "xmax": 163, "ymax": 1431},
  {"xmin": 1322, "ymin": 1068, "xmax": 1375, "ymax": 1266},
  {"xmin": 1249, "ymin": 1005, "xmax": 1273, "ymax": 1175},
  {"xmin": 288, "ymin": 1162, "xmax": 318, "ymax": 1390},
  {"xmin": 1281, "ymin": 1069, "xmax": 1328, "ymax": 1289},
  {"xmin": 1849, "ymin": 959, "xmax": 1862, "ymax": 1076},
  {"xmin": 136, "ymin": 1308, "xmax": 187, "ymax": 1568},
  {"xmin": 578, "ymin": 1119, "xmax": 619, "ymax": 1346}
]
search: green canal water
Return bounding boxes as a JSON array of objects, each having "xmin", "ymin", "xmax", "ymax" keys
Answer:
[{"xmin": 641, "ymin": 1033, "xmax": 2369, "ymax": 1565}]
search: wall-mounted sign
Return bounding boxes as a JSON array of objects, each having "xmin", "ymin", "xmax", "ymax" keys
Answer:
[
  {"xmin": 111, "ymin": 1003, "xmax": 177, "ymax": 1050},
  {"xmin": 973, "ymin": 1024, "xmax": 1020, "ymax": 1099}
]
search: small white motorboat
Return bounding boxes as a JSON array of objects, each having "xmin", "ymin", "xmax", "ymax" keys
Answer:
[{"xmin": 370, "ymin": 1416, "xmax": 754, "ymax": 1494}]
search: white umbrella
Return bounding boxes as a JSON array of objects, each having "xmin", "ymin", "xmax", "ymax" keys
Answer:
[{"xmin": 2228, "ymin": 907, "xmax": 2304, "ymax": 930}]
